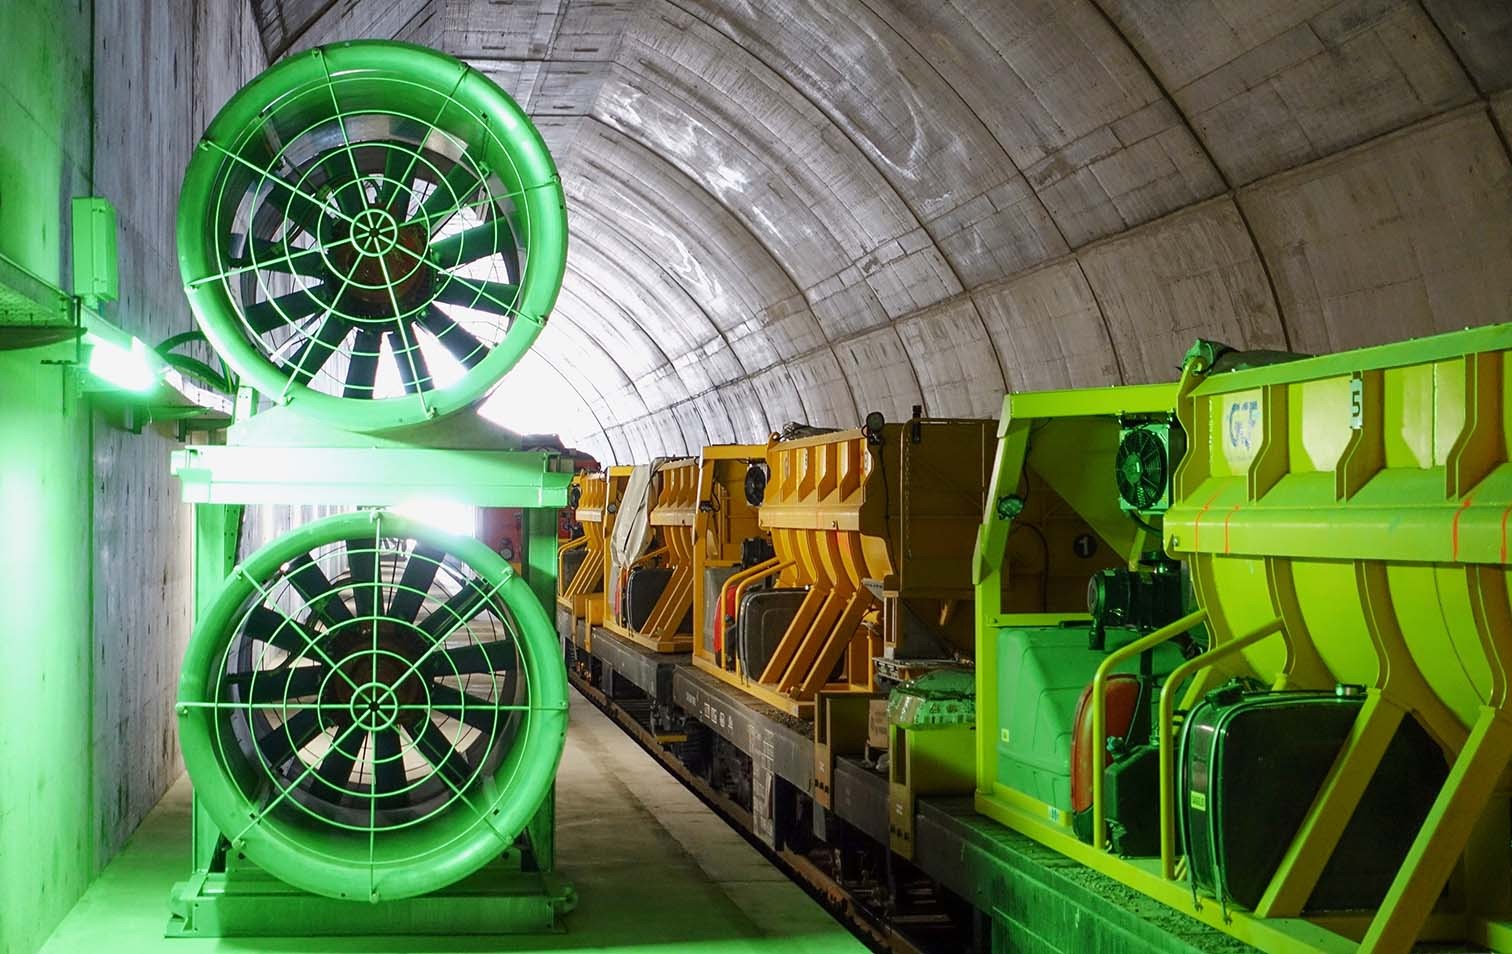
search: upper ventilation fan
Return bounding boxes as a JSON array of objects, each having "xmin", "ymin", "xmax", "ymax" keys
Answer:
[
  {"xmin": 177, "ymin": 41, "xmax": 568, "ymax": 432},
  {"xmin": 176, "ymin": 510, "xmax": 567, "ymax": 902}
]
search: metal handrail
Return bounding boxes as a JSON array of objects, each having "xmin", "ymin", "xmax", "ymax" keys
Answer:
[{"xmin": 1089, "ymin": 609, "xmax": 1208, "ymax": 852}]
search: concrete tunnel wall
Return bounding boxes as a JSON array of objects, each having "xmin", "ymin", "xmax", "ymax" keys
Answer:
[
  {"xmin": 250, "ymin": 0, "xmax": 1512, "ymax": 465},
  {"xmin": 0, "ymin": 4, "xmax": 265, "ymax": 953}
]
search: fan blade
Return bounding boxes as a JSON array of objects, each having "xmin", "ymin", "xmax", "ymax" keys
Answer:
[
  {"xmin": 262, "ymin": 177, "xmax": 329, "ymax": 240},
  {"xmin": 242, "ymin": 605, "xmax": 309, "ymax": 652},
  {"xmin": 389, "ymin": 326, "xmax": 433, "ymax": 394},
  {"xmin": 285, "ymin": 553, "xmax": 355, "ymax": 627},
  {"xmin": 313, "ymin": 713, "xmax": 359, "ymax": 800},
  {"xmin": 255, "ymin": 707, "xmax": 324, "ymax": 771},
  {"xmin": 418, "ymin": 158, "xmax": 484, "ymax": 225},
  {"xmin": 373, "ymin": 728, "xmax": 407, "ymax": 806},
  {"xmin": 427, "ymin": 220, "xmax": 514, "ymax": 269},
  {"xmin": 428, "ymin": 683, "xmax": 507, "ymax": 733},
  {"xmin": 314, "ymin": 147, "xmax": 367, "ymax": 218},
  {"xmin": 333, "ymin": 187, "xmax": 365, "ymax": 219},
  {"xmin": 424, "ymin": 639, "xmax": 514, "ymax": 676},
  {"xmin": 231, "ymin": 239, "xmax": 326, "ymax": 279},
  {"xmin": 405, "ymin": 716, "xmax": 474, "ymax": 791},
  {"xmin": 284, "ymin": 313, "xmax": 351, "ymax": 386},
  {"xmin": 231, "ymin": 663, "xmax": 326, "ymax": 703},
  {"xmin": 417, "ymin": 306, "xmax": 487, "ymax": 369},
  {"xmin": 343, "ymin": 328, "xmax": 383, "ymax": 398},
  {"xmin": 375, "ymin": 147, "xmax": 417, "ymax": 216},
  {"xmin": 346, "ymin": 539, "xmax": 378, "ymax": 618},
  {"xmin": 242, "ymin": 288, "xmax": 328, "ymax": 335},
  {"xmin": 433, "ymin": 278, "xmax": 519, "ymax": 318},
  {"xmin": 387, "ymin": 543, "xmax": 445, "ymax": 623},
  {"xmin": 418, "ymin": 579, "xmax": 493, "ymax": 641}
]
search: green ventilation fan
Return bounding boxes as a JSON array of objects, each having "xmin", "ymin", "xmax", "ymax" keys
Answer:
[
  {"xmin": 1114, "ymin": 421, "xmax": 1183, "ymax": 514},
  {"xmin": 176, "ymin": 510, "xmax": 568, "ymax": 902},
  {"xmin": 177, "ymin": 40, "xmax": 567, "ymax": 432}
]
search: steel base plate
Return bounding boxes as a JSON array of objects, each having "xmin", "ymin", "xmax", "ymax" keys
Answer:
[{"xmin": 166, "ymin": 860, "xmax": 576, "ymax": 937}]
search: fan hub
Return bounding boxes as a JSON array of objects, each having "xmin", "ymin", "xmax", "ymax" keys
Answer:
[
  {"xmin": 351, "ymin": 207, "xmax": 401, "ymax": 258},
  {"xmin": 317, "ymin": 204, "xmax": 434, "ymax": 318},
  {"xmin": 348, "ymin": 681, "xmax": 401, "ymax": 732},
  {"xmin": 319, "ymin": 622, "xmax": 433, "ymax": 710}
]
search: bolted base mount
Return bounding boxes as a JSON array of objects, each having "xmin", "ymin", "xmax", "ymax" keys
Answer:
[{"xmin": 166, "ymin": 853, "xmax": 576, "ymax": 938}]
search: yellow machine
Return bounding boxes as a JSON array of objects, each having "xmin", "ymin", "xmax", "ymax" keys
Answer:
[
  {"xmin": 601, "ymin": 458, "xmax": 692, "ymax": 652},
  {"xmin": 579, "ymin": 445, "xmax": 771, "ymax": 657},
  {"xmin": 695, "ymin": 417, "xmax": 993, "ymax": 721},
  {"xmin": 975, "ymin": 325, "xmax": 1512, "ymax": 954},
  {"xmin": 615, "ymin": 457, "xmax": 699, "ymax": 652},
  {"xmin": 885, "ymin": 669, "xmax": 976, "ymax": 858},
  {"xmin": 557, "ymin": 466, "xmax": 631, "ymax": 649},
  {"xmin": 688, "ymin": 444, "xmax": 771, "ymax": 662}
]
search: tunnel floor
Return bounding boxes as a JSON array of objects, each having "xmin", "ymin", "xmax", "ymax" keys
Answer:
[{"xmin": 39, "ymin": 689, "xmax": 865, "ymax": 954}]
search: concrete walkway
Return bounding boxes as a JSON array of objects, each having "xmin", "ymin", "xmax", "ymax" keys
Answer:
[{"xmin": 39, "ymin": 689, "xmax": 867, "ymax": 954}]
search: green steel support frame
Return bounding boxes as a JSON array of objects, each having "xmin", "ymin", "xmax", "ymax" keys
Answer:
[{"xmin": 164, "ymin": 36, "xmax": 577, "ymax": 935}]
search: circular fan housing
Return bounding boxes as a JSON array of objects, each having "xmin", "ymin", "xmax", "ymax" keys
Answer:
[
  {"xmin": 176, "ymin": 511, "xmax": 568, "ymax": 901},
  {"xmin": 744, "ymin": 462, "xmax": 768, "ymax": 508},
  {"xmin": 1115, "ymin": 426, "xmax": 1169, "ymax": 512},
  {"xmin": 178, "ymin": 40, "xmax": 568, "ymax": 432}
]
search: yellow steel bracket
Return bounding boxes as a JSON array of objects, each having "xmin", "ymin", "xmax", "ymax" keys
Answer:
[
  {"xmin": 1362, "ymin": 706, "xmax": 1512, "ymax": 953},
  {"xmin": 556, "ymin": 536, "xmax": 588, "ymax": 595},
  {"xmin": 972, "ymin": 416, "xmax": 1029, "ymax": 591},
  {"xmin": 628, "ymin": 544, "xmax": 668, "ymax": 570},
  {"xmin": 715, "ymin": 557, "xmax": 788, "ymax": 669},
  {"xmin": 1257, "ymin": 690, "xmax": 1406, "ymax": 917}
]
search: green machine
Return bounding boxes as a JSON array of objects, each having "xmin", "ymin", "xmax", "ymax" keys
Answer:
[
  {"xmin": 973, "ymin": 331, "xmax": 1512, "ymax": 953},
  {"xmin": 971, "ymin": 380, "xmax": 1194, "ymax": 854},
  {"xmin": 163, "ymin": 41, "xmax": 577, "ymax": 936}
]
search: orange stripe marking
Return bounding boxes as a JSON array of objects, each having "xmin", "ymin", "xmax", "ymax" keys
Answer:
[
  {"xmin": 1192, "ymin": 489, "xmax": 1223, "ymax": 551},
  {"xmin": 1223, "ymin": 504, "xmax": 1242, "ymax": 555},
  {"xmin": 1452, "ymin": 495, "xmax": 1475, "ymax": 562}
]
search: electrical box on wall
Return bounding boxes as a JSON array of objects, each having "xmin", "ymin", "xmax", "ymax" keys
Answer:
[{"xmin": 71, "ymin": 197, "xmax": 118, "ymax": 303}]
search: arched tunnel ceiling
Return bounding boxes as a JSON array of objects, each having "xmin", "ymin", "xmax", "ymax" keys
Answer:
[{"xmin": 250, "ymin": 0, "xmax": 1512, "ymax": 464}]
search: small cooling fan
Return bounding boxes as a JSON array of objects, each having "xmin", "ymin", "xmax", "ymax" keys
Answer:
[
  {"xmin": 177, "ymin": 41, "xmax": 567, "ymax": 431},
  {"xmin": 1114, "ymin": 425, "xmax": 1172, "ymax": 513},
  {"xmin": 176, "ymin": 510, "xmax": 568, "ymax": 902},
  {"xmin": 744, "ymin": 462, "xmax": 768, "ymax": 508}
]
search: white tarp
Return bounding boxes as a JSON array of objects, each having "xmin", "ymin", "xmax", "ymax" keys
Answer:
[{"xmin": 607, "ymin": 463, "xmax": 656, "ymax": 618}]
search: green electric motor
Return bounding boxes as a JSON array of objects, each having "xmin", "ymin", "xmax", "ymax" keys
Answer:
[
  {"xmin": 177, "ymin": 40, "xmax": 568, "ymax": 432},
  {"xmin": 177, "ymin": 510, "xmax": 568, "ymax": 902}
]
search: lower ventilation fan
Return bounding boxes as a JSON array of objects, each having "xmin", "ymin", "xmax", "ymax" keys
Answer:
[{"xmin": 176, "ymin": 510, "xmax": 567, "ymax": 902}]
